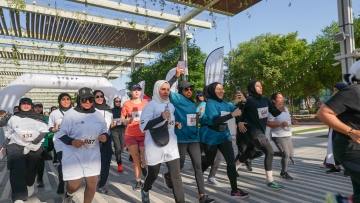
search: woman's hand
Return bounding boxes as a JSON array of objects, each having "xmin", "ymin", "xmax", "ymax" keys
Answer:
[
  {"xmin": 349, "ymin": 130, "xmax": 360, "ymax": 144},
  {"xmin": 231, "ymin": 107, "xmax": 242, "ymax": 117},
  {"xmin": 162, "ymin": 109, "xmax": 171, "ymax": 120},
  {"xmin": 238, "ymin": 122, "xmax": 247, "ymax": 133},
  {"xmin": 0, "ymin": 148, "xmax": 3, "ymax": 153},
  {"xmin": 175, "ymin": 66, "xmax": 184, "ymax": 77},
  {"xmin": 71, "ymin": 140, "xmax": 84, "ymax": 148},
  {"xmin": 280, "ymin": 121, "xmax": 289, "ymax": 127},
  {"xmin": 235, "ymin": 92, "xmax": 246, "ymax": 103},
  {"xmin": 98, "ymin": 135, "xmax": 107, "ymax": 143},
  {"xmin": 175, "ymin": 122, "xmax": 182, "ymax": 129}
]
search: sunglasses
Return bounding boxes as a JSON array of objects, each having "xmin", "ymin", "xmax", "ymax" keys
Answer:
[
  {"xmin": 95, "ymin": 95, "xmax": 104, "ymax": 99},
  {"xmin": 80, "ymin": 97, "xmax": 94, "ymax": 103},
  {"xmin": 114, "ymin": 100, "xmax": 121, "ymax": 103},
  {"xmin": 184, "ymin": 87, "xmax": 193, "ymax": 92}
]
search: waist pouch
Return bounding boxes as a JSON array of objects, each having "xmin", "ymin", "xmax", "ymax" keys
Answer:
[
  {"xmin": 208, "ymin": 123, "xmax": 228, "ymax": 132},
  {"xmin": 149, "ymin": 121, "xmax": 169, "ymax": 147}
]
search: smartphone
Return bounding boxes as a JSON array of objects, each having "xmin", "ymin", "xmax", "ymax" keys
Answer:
[
  {"xmin": 236, "ymin": 86, "xmax": 241, "ymax": 93},
  {"xmin": 178, "ymin": 61, "xmax": 185, "ymax": 70}
]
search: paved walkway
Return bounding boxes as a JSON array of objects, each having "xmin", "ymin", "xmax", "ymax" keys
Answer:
[{"xmin": 0, "ymin": 125, "xmax": 352, "ymax": 203}]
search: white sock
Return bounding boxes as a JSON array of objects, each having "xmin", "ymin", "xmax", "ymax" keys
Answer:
[
  {"xmin": 66, "ymin": 191, "xmax": 74, "ymax": 196},
  {"xmin": 235, "ymin": 160, "xmax": 242, "ymax": 170},
  {"xmin": 27, "ymin": 184, "xmax": 34, "ymax": 197},
  {"xmin": 136, "ymin": 178, "xmax": 141, "ymax": 182},
  {"xmin": 265, "ymin": 170, "xmax": 274, "ymax": 183}
]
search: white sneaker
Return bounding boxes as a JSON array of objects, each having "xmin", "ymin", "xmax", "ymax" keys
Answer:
[
  {"xmin": 207, "ymin": 177, "xmax": 220, "ymax": 186},
  {"xmin": 98, "ymin": 186, "xmax": 109, "ymax": 194},
  {"xmin": 14, "ymin": 200, "xmax": 24, "ymax": 203},
  {"xmin": 27, "ymin": 184, "xmax": 34, "ymax": 197}
]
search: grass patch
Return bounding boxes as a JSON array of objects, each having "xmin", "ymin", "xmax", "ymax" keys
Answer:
[
  {"xmin": 316, "ymin": 134, "xmax": 329, "ymax": 138},
  {"xmin": 292, "ymin": 126, "xmax": 328, "ymax": 134}
]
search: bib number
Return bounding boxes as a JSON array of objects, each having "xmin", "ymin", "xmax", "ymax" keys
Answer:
[
  {"xmin": 21, "ymin": 132, "xmax": 34, "ymax": 141},
  {"xmin": 132, "ymin": 111, "xmax": 142, "ymax": 122},
  {"xmin": 257, "ymin": 107, "xmax": 268, "ymax": 119},
  {"xmin": 186, "ymin": 114, "xmax": 197, "ymax": 126},
  {"xmin": 82, "ymin": 136, "xmax": 96, "ymax": 149}
]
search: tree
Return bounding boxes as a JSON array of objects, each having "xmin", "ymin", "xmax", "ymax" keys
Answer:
[{"xmin": 129, "ymin": 40, "xmax": 207, "ymax": 98}]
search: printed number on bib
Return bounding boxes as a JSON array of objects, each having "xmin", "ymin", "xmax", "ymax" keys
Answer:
[
  {"xmin": 257, "ymin": 107, "xmax": 268, "ymax": 119},
  {"xmin": 186, "ymin": 114, "xmax": 197, "ymax": 126},
  {"xmin": 20, "ymin": 130, "xmax": 37, "ymax": 141},
  {"xmin": 82, "ymin": 136, "xmax": 96, "ymax": 149},
  {"xmin": 132, "ymin": 111, "xmax": 142, "ymax": 122}
]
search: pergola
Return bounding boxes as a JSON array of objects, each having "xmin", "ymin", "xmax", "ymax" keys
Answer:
[{"xmin": 0, "ymin": 0, "xmax": 260, "ymax": 109}]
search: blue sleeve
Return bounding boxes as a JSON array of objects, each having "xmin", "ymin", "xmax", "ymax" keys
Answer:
[
  {"xmin": 228, "ymin": 102, "xmax": 237, "ymax": 112},
  {"xmin": 204, "ymin": 101, "xmax": 219, "ymax": 125},
  {"xmin": 169, "ymin": 92, "xmax": 183, "ymax": 105}
]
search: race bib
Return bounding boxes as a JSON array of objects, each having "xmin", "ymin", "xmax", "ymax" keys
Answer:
[
  {"xmin": 20, "ymin": 130, "xmax": 38, "ymax": 141},
  {"xmin": 113, "ymin": 118, "xmax": 122, "ymax": 125},
  {"xmin": 186, "ymin": 114, "xmax": 197, "ymax": 126},
  {"xmin": 82, "ymin": 136, "xmax": 97, "ymax": 149},
  {"xmin": 257, "ymin": 107, "xmax": 268, "ymax": 119},
  {"xmin": 132, "ymin": 111, "xmax": 142, "ymax": 122}
]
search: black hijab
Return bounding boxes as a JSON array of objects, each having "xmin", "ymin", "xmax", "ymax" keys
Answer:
[
  {"xmin": 248, "ymin": 80, "xmax": 262, "ymax": 100},
  {"xmin": 74, "ymin": 87, "xmax": 96, "ymax": 114},
  {"xmin": 207, "ymin": 82, "xmax": 222, "ymax": 102},
  {"xmin": 112, "ymin": 97, "xmax": 121, "ymax": 119},
  {"xmin": 93, "ymin": 90, "xmax": 111, "ymax": 112},
  {"xmin": 58, "ymin": 93, "xmax": 72, "ymax": 111},
  {"xmin": 16, "ymin": 98, "xmax": 46, "ymax": 123}
]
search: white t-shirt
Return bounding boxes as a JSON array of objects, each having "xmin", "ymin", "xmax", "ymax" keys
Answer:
[
  {"xmin": 6, "ymin": 116, "xmax": 49, "ymax": 148},
  {"xmin": 49, "ymin": 108, "xmax": 72, "ymax": 152},
  {"xmin": 95, "ymin": 108, "xmax": 113, "ymax": 132},
  {"xmin": 267, "ymin": 107, "xmax": 292, "ymax": 137},
  {"xmin": 140, "ymin": 101, "xmax": 179, "ymax": 166}
]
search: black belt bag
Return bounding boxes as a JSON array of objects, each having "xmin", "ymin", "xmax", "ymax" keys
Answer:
[
  {"xmin": 208, "ymin": 123, "xmax": 228, "ymax": 132},
  {"xmin": 149, "ymin": 121, "xmax": 169, "ymax": 147}
]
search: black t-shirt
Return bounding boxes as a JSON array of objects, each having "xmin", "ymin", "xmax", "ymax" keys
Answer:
[
  {"xmin": 325, "ymin": 85, "xmax": 360, "ymax": 161},
  {"xmin": 241, "ymin": 96, "xmax": 281, "ymax": 135}
]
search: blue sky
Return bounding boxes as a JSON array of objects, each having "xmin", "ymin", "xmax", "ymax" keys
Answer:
[{"xmin": 111, "ymin": 0, "xmax": 360, "ymax": 90}]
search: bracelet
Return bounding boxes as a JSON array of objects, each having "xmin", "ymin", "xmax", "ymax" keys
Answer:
[{"xmin": 347, "ymin": 128, "xmax": 354, "ymax": 136}]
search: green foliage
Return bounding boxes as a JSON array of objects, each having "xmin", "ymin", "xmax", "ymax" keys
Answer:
[{"xmin": 128, "ymin": 40, "xmax": 206, "ymax": 98}]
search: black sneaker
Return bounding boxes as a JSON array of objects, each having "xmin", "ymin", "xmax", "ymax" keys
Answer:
[
  {"xmin": 37, "ymin": 181, "xmax": 44, "ymax": 188},
  {"xmin": 280, "ymin": 171, "xmax": 293, "ymax": 180},
  {"xmin": 141, "ymin": 186, "xmax": 150, "ymax": 203},
  {"xmin": 162, "ymin": 173, "xmax": 173, "ymax": 189},
  {"xmin": 231, "ymin": 188, "xmax": 250, "ymax": 199},
  {"xmin": 343, "ymin": 170, "xmax": 350, "ymax": 177},
  {"xmin": 141, "ymin": 165, "xmax": 148, "ymax": 177},
  {"xmin": 326, "ymin": 167, "xmax": 341, "ymax": 174},
  {"xmin": 244, "ymin": 160, "xmax": 253, "ymax": 171},
  {"xmin": 199, "ymin": 195, "xmax": 215, "ymax": 203},
  {"xmin": 133, "ymin": 181, "xmax": 143, "ymax": 191}
]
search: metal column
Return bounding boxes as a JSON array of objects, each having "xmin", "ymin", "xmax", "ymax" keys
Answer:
[
  {"xmin": 337, "ymin": 0, "xmax": 355, "ymax": 74},
  {"xmin": 179, "ymin": 23, "xmax": 188, "ymax": 81},
  {"xmin": 130, "ymin": 57, "xmax": 135, "ymax": 72}
]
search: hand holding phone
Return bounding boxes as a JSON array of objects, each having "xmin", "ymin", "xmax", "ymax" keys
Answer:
[
  {"xmin": 236, "ymin": 86, "xmax": 241, "ymax": 93},
  {"xmin": 177, "ymin": 61, "xmax": 185, "ymax": 70}
]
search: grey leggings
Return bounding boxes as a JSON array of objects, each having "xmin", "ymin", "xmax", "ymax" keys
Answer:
[{"xmin": 272, "ymin": 136, "xmax": 294, "ymax": 172}]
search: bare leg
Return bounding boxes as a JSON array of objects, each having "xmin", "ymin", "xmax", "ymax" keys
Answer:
[
  {"xmin": 84, "ymin": 176, "xmax": 98, "ymax": 203},
  {"xmin": 128, "ymin": 144, "xmax": 141, "ymax": 179}
]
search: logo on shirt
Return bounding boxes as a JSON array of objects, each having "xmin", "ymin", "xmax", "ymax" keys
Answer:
[{"xmin": 81, "ymin": 121, "xmax": 84, "ymax": 124}]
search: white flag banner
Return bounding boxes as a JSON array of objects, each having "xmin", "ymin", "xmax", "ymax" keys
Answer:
[
  {"xmin": 205, "ymin": 47, "xmax": 224, "ymax": 85},
  {"xmin": 118, "ymin": 89, "xmax": 128, "ymax": 107},
  {"xmin": 165, "ymin": 68, "xmax": 178, "ymax": 93},
  {"xmin": 138, "ymin": 80, "xmax": 145, "ymax": 100}
]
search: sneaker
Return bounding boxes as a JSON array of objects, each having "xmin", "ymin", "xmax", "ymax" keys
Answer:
[
  {"xmin": 199, "ymin": 195, "xmax": 215, "ymax": 203},
  {"xmin": 14, "ymin": 201, "xmax": 25, "ymax": 203},
  {"xmin": 245, "ymin": 160, "xmax": 253, "ymax": 171},
  {"xmin": 133, "ymin": 181, "xmax": 143, "ymax": 191},
  {"xmin": 267, "ymin": 181, "xmax": 284, "ymax": 190},
  {"xmin": 280, "ymin": 171, "xmax": 293, "ymax": 180},
  {"xmin": 98, "ymin": 186, "xmax": 109, "ymax": 194},
  {"xmin": 326, "ymin": 167, "xmax": 341, "ymax": 174},
  {"xmin": 325, "ymin": 193, "xmax": 353, "ymax": 203},
  {"xmin": 37, "ymin": 181, "xmax": 44, "ymax": 188},
  {"xmin": 57, "ymin": 180, "xmax": 65, "ymax": 194},
  {"xmin": 141, "ymin": 165, "xmax": 147, "ymax": 177},
  {"xmin": 117, "ymin": 164, "xmax": 124, "ymax": 172},
  {"xmin": 343, "ymin": 170, "xmax": 350, "ymax": 177},
  {"xmin": 207, "ymin": 177, "xmax": 220, "ymax": 186},
  {"xmin": 141, "ymin": 186, "xmax": 150, "ymax": 203},
  {"xmin": 62, "ymin": 192, "xmax": 74, "ymax": 203},
  {"xmin": 230, "ymin": 188, "xmax": 250, "ymax": 199},
  {"xmin": 162, "ymin": 173, "xmax": 173, "ymax": 190},
  {"xmin": 27, "ymin": 184, "xmax": 34, "ymax": 197}
]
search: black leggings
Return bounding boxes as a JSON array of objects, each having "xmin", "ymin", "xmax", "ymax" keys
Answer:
[
  {"xmin": 99, "ymin": 137, "xmax": 113, "ymax": 188},
  {"xmin": 7, "ymin": 144, "xmax": 42, "ymax": 202},
  {"xmin": 111, "ymin": 126, "xmax": 125, "ymax": 165},
  {"xmin": 200, "ymin": 143, "xmax": 221, "ymax": 178},
  {"xmin": 143, "ymin": 159, "xmax": 185, "ymax": 203},
  {"xmin": 201, "ymin": 140, "xmax": 238, "ymax": 192},
  {"xmin": 239, "ymin": 136, "xmax": 274, "ymax": 171},
  {"xmin": 165, "ymin": 142, "xmax": 205, "ymax": 194}
]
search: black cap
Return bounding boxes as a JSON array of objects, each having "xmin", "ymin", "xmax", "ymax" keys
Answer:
[
  {"xmin": 178, "ymin": 81, "xmax": 194, "ymax": 90},
  {"xmin": 78, "ymin": 87, "xmax": 94, "ymax": 99},
  {"xmin": 196, "ymin": 90, "xmax": 203, "ymax": 96},
  {"xmin": 130, "ymin": 84, "xmax": 142, "ymax": 91},
  {"xmin": 19, "ymin": 98, "xmax": 32, "ymax": 105},
  {"xmin": 33, "ymin": 102, "xmax": 43, "ymax": 107}
]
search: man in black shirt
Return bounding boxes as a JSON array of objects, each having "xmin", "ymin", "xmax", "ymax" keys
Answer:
[{"xmin": 317, "ymin": 74, "xmax": 360, "ymax": 203}]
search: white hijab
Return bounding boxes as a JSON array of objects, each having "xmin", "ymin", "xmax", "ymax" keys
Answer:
[{"xmin": 152, "ymin": 80, "xmax": 170, "ymax": 104}]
